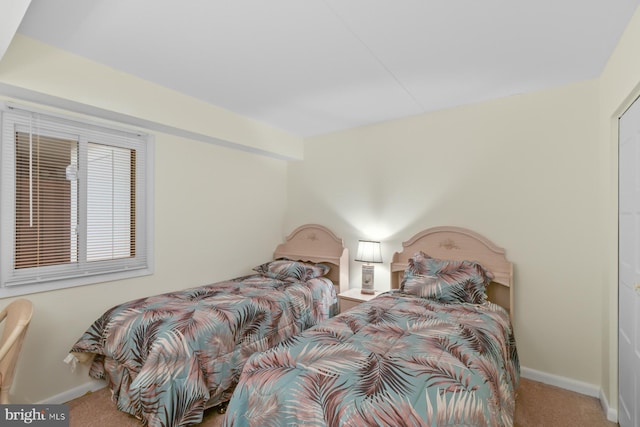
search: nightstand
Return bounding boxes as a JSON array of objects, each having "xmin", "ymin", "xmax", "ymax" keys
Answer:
[{"xmin": 338, "ymin": 288, "xmax": 382, "ymax": 313}]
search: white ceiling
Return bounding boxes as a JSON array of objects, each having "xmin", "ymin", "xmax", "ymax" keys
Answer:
[{"xmin": 5, "ymin": 0, "xmax": 640, "ymax": 137}]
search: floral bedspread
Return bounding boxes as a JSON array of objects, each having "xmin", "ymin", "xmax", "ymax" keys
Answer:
[
  {"xmin": 69, "ymin": 274, "xmax": 337, "ymax": 427},
  {"xmin": 223, "ymin": 290, "xmax": 519, "ymax": 427}
]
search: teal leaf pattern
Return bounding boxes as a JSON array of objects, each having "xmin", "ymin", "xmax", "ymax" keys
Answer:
[
  {"xmin": 70, "ymin": 275, "xmax": 337, "ymax": 427},
  {"xmin": 223, "ymin": 291, "xmax": 519, "ymax": 427}
]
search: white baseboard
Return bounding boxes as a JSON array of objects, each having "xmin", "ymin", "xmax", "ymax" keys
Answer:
[
  {"xmin": 38, "ymin": 379, "xmax": 106, "ymax": 405},
  {"xmin": 520, "ymin": 366, "xmax": 618, "ymax": 423},
  {"xmin": 598, "ymin": 388, "xmax": 619, "ymax": 423}
]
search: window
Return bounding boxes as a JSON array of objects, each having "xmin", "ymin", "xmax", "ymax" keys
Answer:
[{"xmin": 1, "ymin": 104, "xmax": 153, "ymax": 297}]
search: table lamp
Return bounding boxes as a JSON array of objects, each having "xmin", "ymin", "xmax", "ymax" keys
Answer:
[{"xmin": 355, "ymin": 240, "xmax": 382, "ymax": 294}]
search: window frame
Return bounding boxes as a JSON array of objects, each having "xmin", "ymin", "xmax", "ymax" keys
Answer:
[{"xmin": 0, "ymin": 103, "xmax": 154, "ymax": 298}]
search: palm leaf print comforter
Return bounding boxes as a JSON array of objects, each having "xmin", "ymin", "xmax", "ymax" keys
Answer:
[
  {"xmin": 223, "ymin": 291, "xmax": 519, "ymax": 427},
  {"xmin": 69, "ymin": 274, "xmax": 337, "ymax": 427}
]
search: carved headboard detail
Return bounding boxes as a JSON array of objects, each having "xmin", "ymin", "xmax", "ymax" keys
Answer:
[
  {"xmin": 274, "ymin": 224, "xmax": 349, "ymax": 293},
  {"xmin": 390, "ymin": 226, "xmax": 513, "ymax": 320}
]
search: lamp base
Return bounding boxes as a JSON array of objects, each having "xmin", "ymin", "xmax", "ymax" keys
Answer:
[{"xmin": 361, "ymin": 264, "xmax": 375, "ymax": 294}]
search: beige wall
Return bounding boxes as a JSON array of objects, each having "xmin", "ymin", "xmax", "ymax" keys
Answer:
[
  {"xmin": 288, "ymin": 80, "xmax": 604, "ymax": 386},
  {"xmin": 0, "ymin": 35, "xmax": 296, "ymax": 403},
  {"xmin": 598, "ymin": 5, "xmax": 640, "ymax": 412}
]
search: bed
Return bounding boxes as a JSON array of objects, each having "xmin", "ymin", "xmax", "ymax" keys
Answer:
[
  {"xmin": 222, "ymin": 226, "xmax": 519, "ymax": 427},
  {"xmin": 65, "ymin": 224, "xmax": 349, "ymax": 427}
]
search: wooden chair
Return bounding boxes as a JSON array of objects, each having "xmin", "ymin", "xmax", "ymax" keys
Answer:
[{"xmin": 0, "ymin": 299, "xmax": 33, "ymax": 404}]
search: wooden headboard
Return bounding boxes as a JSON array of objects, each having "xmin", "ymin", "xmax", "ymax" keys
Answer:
[
  {"xmin": 274, "ymin": 224, "xmax": 349, "ymax": 294},
  {"xmin": 390, "ymin": 226, "xmax": 513, "ymax": 321}
]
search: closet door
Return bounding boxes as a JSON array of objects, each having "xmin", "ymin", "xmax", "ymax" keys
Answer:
[{"xmin": 619, "ymin": 95, "xmax": 640, "ymax": 427}]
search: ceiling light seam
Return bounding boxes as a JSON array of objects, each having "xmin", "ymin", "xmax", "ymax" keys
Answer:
[{"xmin": 321, "ymin": 0, "xmax": 426, "ymax": 113}]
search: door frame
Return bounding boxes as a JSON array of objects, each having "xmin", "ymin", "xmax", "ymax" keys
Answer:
[{"xmin": 608, "ymin": 94, "xmax": 640, "ymax": 422}]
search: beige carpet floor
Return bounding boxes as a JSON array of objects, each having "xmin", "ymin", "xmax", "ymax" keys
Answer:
[{"xmin": 66, "ymin": 378, "xmax": 618, "ymax": 426}]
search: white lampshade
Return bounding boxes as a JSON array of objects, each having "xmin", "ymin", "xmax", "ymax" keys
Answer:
[{"xmin": 355, "ymin": 240, "xmax": 383, "ymax": 263}]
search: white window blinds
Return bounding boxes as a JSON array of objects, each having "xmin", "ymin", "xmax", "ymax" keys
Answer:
[{"xmin": 1, "ymin": 105, "xmax": 151, "ymax": 292}]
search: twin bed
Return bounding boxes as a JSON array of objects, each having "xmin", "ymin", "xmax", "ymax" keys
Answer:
[
  {"xmin": 222, "ymin": 226, "xmax": 519, "ymax": 426},
  {"xmin": 67, "ymin": 224, "xmax": 348, "ymax": 426},
  {"xmin": 68, "ymin": 225, "xmax": 519, "ymax": 427}
]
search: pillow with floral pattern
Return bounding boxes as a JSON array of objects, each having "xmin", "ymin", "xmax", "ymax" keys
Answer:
[
  {"xmin": 253, "ymin": 260, "xmax": 330, "ymax": 282},
  {"xmin": 400, "ymin": 251, "xmax": 493, "ymax": 304}
]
